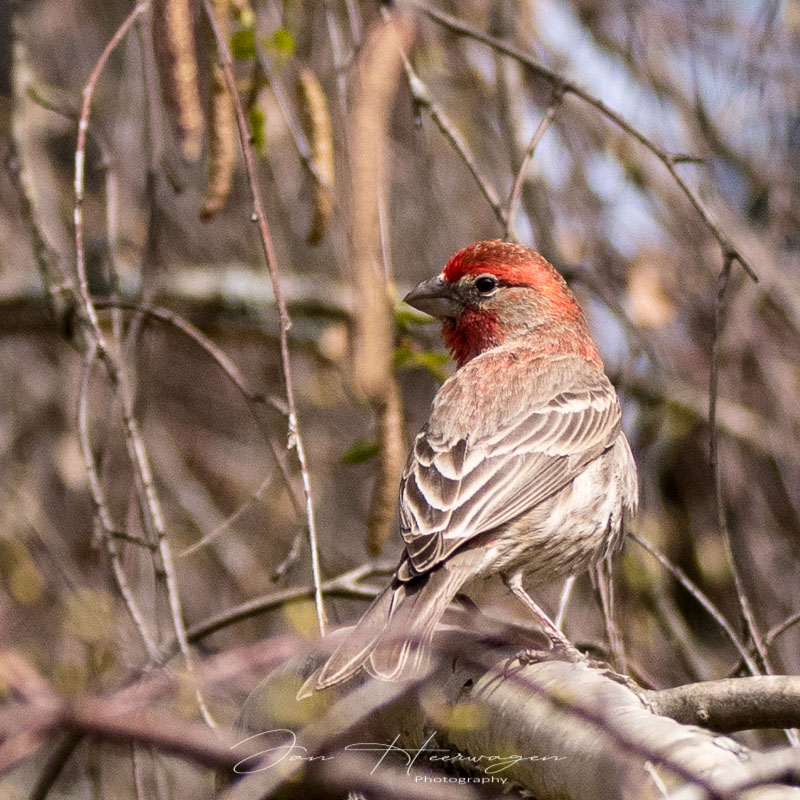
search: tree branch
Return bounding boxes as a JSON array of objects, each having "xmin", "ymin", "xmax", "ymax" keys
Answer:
[
  {"xmin": 646, "ymin": 676, "xmax": 800, "ymax": 733},
  {"xmin": 408, "ymin": 0, "xmax": 758, "ymax": 281},
  {"xmin": 233, "ymin": 630, "xmax": 800, "ymax": 800}
]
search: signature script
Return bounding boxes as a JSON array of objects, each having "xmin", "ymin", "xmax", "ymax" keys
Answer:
[{"xmin": 232, "ymin": 728, "xmax": 566, "ymax": 776}]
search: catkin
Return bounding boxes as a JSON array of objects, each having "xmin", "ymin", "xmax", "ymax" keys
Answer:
[
  {"xmin": 296, "ymin": 67, "xmax": 334, "ymax": 245},
  {"xmin": 200, "ymin": 0, "xmax": 236, "ymax": 220},
  {"xmin": 152, "ymin": 0, "xmax": 204, "ymax": 162}
]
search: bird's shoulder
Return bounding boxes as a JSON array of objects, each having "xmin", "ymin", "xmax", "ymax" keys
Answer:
[
  {"xmin": 425, "ymin": 349, "xmax": 619, "ymax": 445},
  {"xmin": 397, "ymin": 350, "xmax": 625, "ymax": 576}
]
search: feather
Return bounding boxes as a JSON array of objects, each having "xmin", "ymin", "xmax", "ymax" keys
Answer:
[{"xmin": 399, "ymin": 352, "xmax": 621, "ymax": 575}]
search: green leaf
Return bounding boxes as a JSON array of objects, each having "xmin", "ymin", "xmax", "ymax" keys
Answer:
[
  {"xmin": 412, "ymin": 350, "xmax": 450, "ymax": 380},
  {"xmin": 394, "ymin": 305, "xmax": 435, "ymax": 331},
  {"xmin": 341, "ymin": 439, "xmax": 380, "ymax": 465},
  {"xmin": 231, "ymin": 29, "xmax": 256, "ymax": 60},
  {"xmin": 392, "ymin": 345, "xmax": 413, "ymax": 370},
  {"xmin": 270, "ymin": 27, "xmax": 295, "ymax": 54},
  {"xmin": 393, "ymin": 346, "xmax": 449, "ymax": 381},
  {"xmin": 248, "ymin": 106, "xmax": 266, "ymax": 156}
]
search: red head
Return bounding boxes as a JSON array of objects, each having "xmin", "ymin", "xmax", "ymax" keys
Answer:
[{"xmin": 404, "ymin": 240, "xmax": 601, "ymax": 368}]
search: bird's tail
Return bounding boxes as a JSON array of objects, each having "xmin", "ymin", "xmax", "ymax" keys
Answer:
[{"xmin": 297, "ymin": 556, "xmax": 474, "ymax": 699}]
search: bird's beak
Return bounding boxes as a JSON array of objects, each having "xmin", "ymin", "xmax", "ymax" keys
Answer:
[{"xmin": 403, "ymin": 275, "xmax": 462, "ymax": 319}]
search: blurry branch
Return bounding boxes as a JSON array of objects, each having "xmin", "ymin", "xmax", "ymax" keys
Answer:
[
  {"xmin": 201, "ymin": 0, "xmax": 327, "ymax": 635},
  {"xmin": 383, "ymin": 6, "xmax": 507, "ymax": 229},
  {"xmin": 0, "ymin": 641, "xmax": 300, "ymax": 777},
  {"xmin": 0, "ymin": 659, "xmax": 246, "ymax": 778},
  {"xmin": 73, "ymin": 0, "xmax": 215, "ymax": 727},
  {"xmin": 8, "ymin": 39, "xmax": 75, "ymax": 332},
  {"xmin": 0, "ymin": 269, "xmax": 355, "ymax": 334},
  {"xmin": 233, "ymin": 631, "xmax": 800, "ymax": 800},
  {"xmin": 409, "ymin": 1, "xmax": 758, "ymax": 282},
  {"xmin": 505, "ymin": 91, "xmax": 562, "ymax": 241},
  {"xmin": 5, "ymin": 274, "xmax": 795, "ymax": 466},
  {"xmin": 630, "ymin": 533, "xmax": 759, "ymax": 675},
  {"xmin": 348, "ymin": 16, "xmax": 412, "ymax": 556},
  {"xmin": 645, "ymin": 676, "xmax": 800, "ymax": 733},
  {"xmin": 709, "ymin": 259, "xmax": 773, "ymax": 674},
  {"xmin": 184, "ymin": 561, "xmax": 394, "ymax": 645},
  {"xmin": 0, "ymin": 699, "xmax": 241, "ymax": 776},
  {"xmin": 77, "ymin": 345, "xmax": 161, "ymax": 662}
]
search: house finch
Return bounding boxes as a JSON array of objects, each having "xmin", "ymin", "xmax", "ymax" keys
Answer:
[{"xmin": 299, "ymin": 240, "xmax": 637, "ymax": 696}]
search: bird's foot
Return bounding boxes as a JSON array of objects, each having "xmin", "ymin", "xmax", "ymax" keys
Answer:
[
  {"xmin": 509, "ymin": 639, "xmax": 586, "ymax": 670},
  {"xmin": 546, "ymin": 636, "xmax": 586, "ymax": 663},
  {"xmin": 500, "ymin": 645, "xmax": 579, "ymax": 677}
]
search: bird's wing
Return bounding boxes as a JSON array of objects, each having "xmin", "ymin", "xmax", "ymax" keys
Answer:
[{"xmin": 399, "ymin": 352, "xmax": 622, "ymax": 576}]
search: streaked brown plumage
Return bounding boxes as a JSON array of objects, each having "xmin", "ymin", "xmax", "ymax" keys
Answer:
[{"xmin": 299, "ymin": 240, "xmax": 637, "ymax": 696}]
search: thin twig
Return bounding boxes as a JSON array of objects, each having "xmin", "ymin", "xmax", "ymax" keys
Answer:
[
  {"xmin": 91, "ymin": 298, "xmax": 305, "ymax": 549},
  {"xmin": 77, "ymin": 346, "xmax": 161, "ymax": 662},
  {"xmin": 707, "ymin": 258, "xmax": 796, "ymax": 748},
  {"xmin": 766, "ymin": 611, "xmax": 800, "ymax": 649},
  {"xmin": 254, "ymin": 46, "xmax": 328, "ymax": 188},
  {"xmin": 709, "ymin": 257, "xmax": 770, "ymax": 668},
  {"xmin": 92, "ymin": 299, "xmax": 285, "ymax": 411},
  {"xmin": 73, "ymin": 0, "xmax": 214, "ymax": 727},
  {"xmin": 202, "ymin": 0, "xmax": 327, "ymax": 636},
  {"xmin": 185, "ymin": 562, "xmax": 394, "ymax": 645},
  {"xmin": 410, "ymin": 1, "xmax": 758, "ymax": 282},
  {"xmin": 384, "ymin": 7, "xmax": 506, "ymax": 228},
  {"xmin": 180, "ymin": 471, "xmax": 275, "ymax": 557},
  {"xmin": 505, "ymin": 92, "xmax": 562, "ymax": 240},
  {"xmin": 270, "ymin": 529, "xmax": 304, "ymax": 581},
  {"xmin": 630, "ymin": 532, "xmax": 759, "ymax": 675}
]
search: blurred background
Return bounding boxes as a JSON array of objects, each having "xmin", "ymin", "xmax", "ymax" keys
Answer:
[{"xmin": 1, "ymin": 0, "xmax": 799, "ymax": 796}]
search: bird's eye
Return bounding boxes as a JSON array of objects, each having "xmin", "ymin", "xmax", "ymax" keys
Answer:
[{"xmin": 474, "ymin": 275, "xmax": 498, "ymax": 294}]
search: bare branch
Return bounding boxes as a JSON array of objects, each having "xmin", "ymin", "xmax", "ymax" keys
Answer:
[
  {"xmin": 184, "ymin": 561, "xmax": 394, "ymax": 645},
  {"xmin": 646, "ymin": 676, "xmax": 800, "ymax": 733},
  {"xmin": 385, "ymin": 6, "xmax": 507, "ymax": 230},
  {"xmin": 201, "ymin": 0, "xmax": 326, "ymax": 635},
  {"xmin": 505, "ymin": 91, "xmax": 563, "ymax": 241},
  {"xmin": 72, "ymin": 0, "xmax": 214, "ymax": 726},
  {"xmin": 630, "ymin": 532, "xmax": 759, "ymax": 675},
  {"xmin": 409, "ymin": 1, "xmax": 758, "ymax": 281}
]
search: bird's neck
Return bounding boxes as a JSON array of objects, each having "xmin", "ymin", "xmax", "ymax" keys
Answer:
[
  {"xmin": 443, "ymin": 310, "xmax": 603, "ymax": 369},
  {"xmin": 442, "ymin": 308, "xmax": 504, "ymax": 368}
]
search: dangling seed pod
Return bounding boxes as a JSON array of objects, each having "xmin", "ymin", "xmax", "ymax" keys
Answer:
[
  {"xmin": 296, "ymin": 66, "xmax": 334, "ymax": 245},
  {"xmin": 200, "ymin": 0, "xmax": 236, "ymax": 219},
  {"xmin": 152, "ymin": 0, "xmax": 204, "ymax": 162}
]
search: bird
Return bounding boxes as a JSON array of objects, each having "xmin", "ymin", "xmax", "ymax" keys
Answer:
[{"xmin": 298, "ymin": 239, "xmax": 637, "ymax": 697}]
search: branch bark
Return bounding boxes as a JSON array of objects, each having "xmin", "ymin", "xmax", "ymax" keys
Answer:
[
  {"xmin": 646, "ymin": 676, "xmax": 800, "ymax": 734},
  {"xmin": 232, "ymin": 629, "xmax": 800, "ymax": 800}
]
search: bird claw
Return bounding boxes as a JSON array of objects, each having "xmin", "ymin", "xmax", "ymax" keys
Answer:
[
  {"xmin": 503, "ymin": 641, "xmax": 587, "ymax": 676},
  {"xmin": 500, "ymin": 647, "xmax": 561, "ymax": 678}
]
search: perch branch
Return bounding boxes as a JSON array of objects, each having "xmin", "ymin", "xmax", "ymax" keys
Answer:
[{"xmin": 202, "ymin": 0, "xmax": 326, "ymax": 635}]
